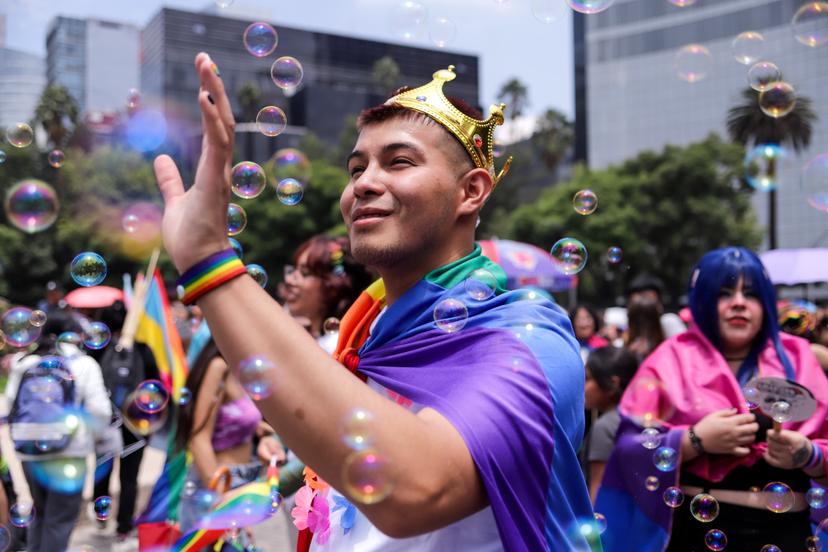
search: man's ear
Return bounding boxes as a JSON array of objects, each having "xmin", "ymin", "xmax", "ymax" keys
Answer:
[{"xmin": 457, "ymin": 168, "xmax": 494, "ymax": 217}]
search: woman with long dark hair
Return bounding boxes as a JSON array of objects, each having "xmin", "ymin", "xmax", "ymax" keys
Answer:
[{"xmin": 625, "ymin": 295, "xmax": 666, "ymax": 360}]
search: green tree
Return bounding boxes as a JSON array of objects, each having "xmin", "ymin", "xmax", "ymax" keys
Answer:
[
  {"xmin": 726, "ymin": 85, "xmax": 817, "ymax": 249},
  {"xmin": 504, "ymin": 134, "xmax": 761, "ymax": 305},
  {"xmin": 497, "ymin": 78, "xmax": 529, "ymax": 120},
  {"xmin": 371, "ymin": 56, "xmax": 401, "ymax": 96},
  {"xmin": 237, "ymin": 81, "xmax": 263, "ymax": 162},
  {"xmin": 532, "ymin": 108, "xmax": 573, "ymax": 172},
  {"xmin": 33, "ymin": 85, "xmax": 80, "ymax": 148}
]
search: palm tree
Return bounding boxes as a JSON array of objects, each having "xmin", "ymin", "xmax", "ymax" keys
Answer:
[
  {"xmin": 237, "ymin": 81, "xmax": 262, "ymax": 160},
  {"xmin": 497, "ymin": 78, "xmax": 529, "ymax": 121},
  {"xmin": 532, "ymin": 108, "xmax": 574, "ymax": 173},
  {"xmin": 727, "ymin": 85, "xmax": 817, "ymax": 249},
  {"xmin": 371, "ymin": 56, "xmax": 401, "ymax": 97},
  {"xmin": 33, "ymin": 85, "xmax": 80, "ymax": 147}
]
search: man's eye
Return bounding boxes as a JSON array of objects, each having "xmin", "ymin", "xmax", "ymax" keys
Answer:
[
  {"xmin": 349, "ymin": 167, "xmax": 364, "ymax": 177},
  {"xmin": 392, "ymin": 158, "xmax": 413, "ymax": 166}
]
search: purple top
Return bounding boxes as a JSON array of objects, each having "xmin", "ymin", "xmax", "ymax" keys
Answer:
[{"xmin": 211, "ymin": 396, "xmax": 262, "ymax": 452}]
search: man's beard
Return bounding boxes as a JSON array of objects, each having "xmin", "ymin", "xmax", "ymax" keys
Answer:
[{"xmin": 351, "ymin": 239, "xmax": 410, "ymax": 270}]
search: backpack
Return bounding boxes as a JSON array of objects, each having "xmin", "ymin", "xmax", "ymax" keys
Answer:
[
  {"xmin": 99, "ymin": 344, "xmax": 146, "ymax": 409},
  {"xmin": 9, "ymin": 356, "xmax": 77, "ymax": 455}
]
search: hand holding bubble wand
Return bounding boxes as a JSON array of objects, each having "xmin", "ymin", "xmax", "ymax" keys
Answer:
[{"xmin": 744, "ymin": 377, "xmax": 817, "ymax": 433}]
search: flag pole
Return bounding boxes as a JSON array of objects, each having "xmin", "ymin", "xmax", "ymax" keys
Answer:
[{"xmin": 118, "ymin": 247, "xmax": 161, "ymax": 351}]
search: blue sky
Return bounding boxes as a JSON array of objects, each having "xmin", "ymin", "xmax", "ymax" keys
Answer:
[{"xmin": 3, "ymin": 0, "xmax": 574, "ymax": 119}]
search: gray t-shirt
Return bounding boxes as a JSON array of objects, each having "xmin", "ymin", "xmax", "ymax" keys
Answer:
[{"xmin": 586, "ymin": 407, "xmax": 621, "ymax": 463}]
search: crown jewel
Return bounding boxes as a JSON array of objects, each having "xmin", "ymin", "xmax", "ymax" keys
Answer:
[{"xmin": 386, "ymin": 66, "xmax": 512, "ymax": 187}]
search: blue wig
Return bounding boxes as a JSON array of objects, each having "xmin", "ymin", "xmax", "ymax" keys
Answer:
[{"xmin": 687, "ymin": 246, "xmax": 794, "ymax": 386}]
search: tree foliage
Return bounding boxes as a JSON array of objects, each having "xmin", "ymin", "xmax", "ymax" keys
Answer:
[
  {"xmin": 496, "ymin": 78, "xmax": 529, "ymax": 120},
  {"xmin": 33, "ymin": 85, "xmax": 80, "ymax": 148},
  {"xmin": 727, "ymin": 86, "xmax": 816, "ymax": 151}
]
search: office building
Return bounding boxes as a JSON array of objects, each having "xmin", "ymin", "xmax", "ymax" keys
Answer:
[{"xmin": 0, "ymin": 47, "xmax": 46, "ymax": 129}]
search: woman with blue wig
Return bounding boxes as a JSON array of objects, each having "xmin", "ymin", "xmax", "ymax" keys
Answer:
[{"xmin": 596, "ymin": 247, "xmax": 828, "ymax": 551}]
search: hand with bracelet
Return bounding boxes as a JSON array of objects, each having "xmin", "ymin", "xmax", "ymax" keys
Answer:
[
  {"xmin": 765, "ymin": 428, "xmax": 825, "ymax": 475},
  {"xmin": 686, "ymin": 408, "xmax": 759, "ymax": 458}
]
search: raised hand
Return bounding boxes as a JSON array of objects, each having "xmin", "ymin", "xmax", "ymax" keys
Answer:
[
  {"xmin": 154, "ymin": 52, "xmax": 236, "ymax": 273},
  {"xmin": 765, "ymin": 429, "xmax": 813, "ymax": 470},
  {"xmin": 692, "ymin": 408, "xmax": 759, "ymax": 456}
]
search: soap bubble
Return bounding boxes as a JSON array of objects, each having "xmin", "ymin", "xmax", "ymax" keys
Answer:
[
  {"xmin": 433, "ymin": 298, "xmax": 468, "ymax": 333},
  {"xmin": 390, "ymin": 1, "xmax": 428, "ymax": 41},
  {"xmin": 270, "ymin": 56, "xmax": 304, "ymax": 89},
  {"xmin": 246, "ymin": 264, "xmax": 268, "ymax": 288},
  {"xmin": 744, "ymin": 144, "xmax": 789, "ymax": 192},
  {"xmin": 243, "ymin": 22, "xmax": 278, "ymax": 57},
  {"xmin": 48, "ymin": 149, "xmax": 65, "ymax": 168},
  {"xmin": 429, "ymin": 17, "xmax": 456, "ymax": 48},
  {"xmin": 704, "ymin": 529, "xmax": 727, "ymax": 551},
  {"xmin": 748, "ymin": 61, "xmax": 781, "ymax": 92},
  {"xmin": 57, "ymin": 331, "xmax": 82, "ymax": 346},
  {"xmin": 93, "ymin": 496, "xmax": 112, "ymax": 521},
  {"xmin": 342, "ymin": 449, "xmax": 394, "ymax": 504},
  {"xmin": 342, "ymin": 408, "xmax": 376, "ymax": 451},
  {"xmin": 663, "ymin": 486, "xmax": 684, "ymax": 508},
  {"xmin": 127, "ymin": 88, "xmax": 141, "ymax": 111},
  {"xmin": 2, "ymin": 307, "xmax": 42, "ymax": 348},
  {"xmin": 732, "ymin": 31, "xmax": 765, "ymax": 64},
  {"xmin": 122, "ymin": 391, "xmax": 168, "ymax": 436},
  {"xmin": 269, "ymin": 148, "xmax": 311, "ymax": 183},
  {"xmin": 573, "ymin": 189, "xmax": 598, "ymax": 215},
  {"xmin": 779, "ymin": 301, "xmax": 817, "ymax": 336},
  {"xmin": 4, "ymin": 179, "xmax": 60, "ymax": 233},
  {"xmin": 607, "ymin": 247, "xmax": 623, "ymax": 264},
  {"xmin": 228, "ymin": 237, "xmax": 244, "ymax": 260},
  {"xmin": 690, "ymin": 493, "xmax": 720, "ymax": 522},
  {"xmin": 625, "ymin": 376, "xmax": 675, "ymax": 426},
  {"xmin": 653, "ymin": 446, "xmax": 678, "ymax": 472},
  {"xmin": 276, "ymin": 178, "xmax": 304, "ymax": 206},
  {"xmin": 6, "ymin": 123, "xmax": 33, "ymax": 148},
  {"xmin": 256, "ymin": 106, "xmax": 287, "ymax": 137},
  {"xmin": 0, "ymin": 150, "xmax": 5, "ymax": 163},
  {"xmin": 121, "ymin": 202, "xmax": 162, "ymax": 246},
  {"xmin": 464, "ymin": 268, "xmax": 498, "ymax": 301},
  {"xmin": 802, "ymin": 153, "xmax": 828, "ymax": 212},
  {"xmin": 792, "ymin": 2, "xmax": 828, "ymax": 47},
  {"xmin": 743, "ymin": 382, "xmax": 760, "ymax": 410},
  {"xmin": 82, "ymin": 322, "xmax": 111, "ymax": 350},
  {"xmin": 759, "ymin": 81, "xmax": 796, "ymax": 118},
  {"xmin": 238, "ymin": 356, "xmax": 275, "ymax": 400},
  {"xmin": 763, "ymin": 481, "xmax": 794, "ymax": 513},
  {"xmin": 565, "ymin": 0, "xmax": 615, "ymax": 14},
  {"xmin": 9, "ymin": 502, "xmax": 35, "ymax": 527},
  {"xmin": 645, "ymin": 476, "xmax": 660, "ymax": 491},
  {"xmin": 532, "ymin": 0, "xmax": 566, "ymax": 23},
  {"xmin": 641, "ymin": 427, "xmax": 663, "ymax": 450},
  {"xmin": 231, "ymin": 162, "xmax": 267, "ymax": 199},
  {"xmin": 135, "ymin": 380, "xmax": 169, "ymax": 414},
  {"xmin": 769, "ymin": 400, "xmax": 792, "ymax": 423},
  {"xmin": 674, "ymin": 44, "xmax": 712, "ymax": 83},
  {"xmin": 808, "ymin": 534, "xmax": 820, "ymax": 551},
  {"xmin": 760, "ymin": 546, "xmax": 781, "ymax": 552},
  {"xmin": 29, "ymin": 309, "xmax": 47, "ymax": 327},
  {"xmin": 593, "ymin": 512, "xmax": 607, "ymax": 534},
  {"xmin": 550, "ymin": 237, "xmax": 588, "ymax": 275},
  {"xmin": 807, "ymin": 487, "xmax": 827, "ymax": 509},
  {"xmin": 179, "ymin": 387, "xmax": 192, "ymax": 406},
  {"xmin": 227, "ymin": 203, "xmax": 247, "ymax": 236},
  {"xmin": 323, "ymin": 317, "xmax": 340, "ymax": 334},
  {"xmin": 70, "ymin": 252, "xmax": 107, "ymax": 287}
]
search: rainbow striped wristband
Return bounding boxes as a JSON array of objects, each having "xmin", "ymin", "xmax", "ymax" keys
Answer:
[{"xmin": 176, "ymin": 249, "xmax": 246, "ymax": 305}]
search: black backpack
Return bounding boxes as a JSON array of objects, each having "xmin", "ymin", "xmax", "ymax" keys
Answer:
[{"xmin": 99, "ymin": 345, "xmax": 147, "ymax": 409}]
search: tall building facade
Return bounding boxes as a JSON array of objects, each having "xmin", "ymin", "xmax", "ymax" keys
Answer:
[
  {"xmin": 46, "ymin": 17, "xmax": 140, "ymax": 113},
  {"xmin": 0, "ymin": 47, "xmax": 46, "ymax": 129},
  {"xmin": 575, "ymin": 0, "xmax": 827, "ymax": 249}
]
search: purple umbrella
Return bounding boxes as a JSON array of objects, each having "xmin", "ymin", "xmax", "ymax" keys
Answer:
[
  {"xmin": 759, "ymin": 248, "xmax": 828, "ymax": 285},
  {"xmin": 479, "ymin": 239, "xmax": 576, "ymax": 292}
]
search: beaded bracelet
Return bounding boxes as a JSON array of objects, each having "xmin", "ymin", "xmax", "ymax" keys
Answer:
[
  {"xmin": 176, "ymin": 248, "xmax": 246, "ymax": 306},
  {"xmin": 805, "ymin": 442, "xmax": 824, "ymax": 471}
]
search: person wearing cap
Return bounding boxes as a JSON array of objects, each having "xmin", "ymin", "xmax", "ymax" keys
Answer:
[{"xmin": 151, "ymin": 54, "xmax": 595, "ymax": 551}]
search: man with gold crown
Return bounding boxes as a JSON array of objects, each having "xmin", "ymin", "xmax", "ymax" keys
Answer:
[{"xmin": 154, "ymin": 53, "xmax": 597, "ymax": 551}]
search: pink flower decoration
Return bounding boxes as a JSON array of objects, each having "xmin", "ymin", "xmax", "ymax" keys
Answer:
[
  {"xmin": 291, "ymin": 485, "xmax": 315, "ymax": 530},
  {"xmin": 308, "ymin": 494, "xmax": 331, "ymax": 545}
]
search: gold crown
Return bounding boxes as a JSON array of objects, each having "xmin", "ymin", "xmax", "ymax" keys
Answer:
[{"xmin": 386, "ymin": 66, "xmax": 513, "ymax": 187}]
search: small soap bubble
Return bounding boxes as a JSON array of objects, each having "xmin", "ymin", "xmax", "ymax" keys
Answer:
[
  {"xmin": 323, "ymin": 317, "xmax": 340, "ymax": 334},
  {"xmin": 625, "ymin": 376, "xmax": 675, "ymax": 426},
  {"xmin": 743, "ymin": 383, "xmax": 760, "ymax": 410},
  {"xmin": 93, "ymin": 496, "xmax": 112, "ymax": 521},
  {"xmin": 566, "ymin": 0, "xmax": 615, "ymax": 14},
  {"xmin": 759, "ymin": 81, "xmax": 796, "ymax": 118},
  {"xmin": 464, "ymin": 268, "xmax": 498, "ymax": 301},
  {"xmin": 803, "ymin": 154, "xmax": 828, "ymax": 212},
  {"xmin": 808, "ymin": 487, "xmax": 827, "ymax": 509},
  {"xmin": 760, "ymin": 546, "xmax": 781, "ymax": 552},
  {"xmin": 704, "ymin": 528, "xmax": 727, "ymax": 551},
  {"xmin": 246, "ymin": 264, "xmax": 268, "ymax": 288},
  {"xmin": 178, "ymin": 387, "xmax": 192, "ymax": 406},
  {"xmin": 770, "ymin": 400, "xmax": 792, "ymax": 423},
  {"xmin": 276, "ymin": 178, "xmax": 304, "ymax": 205},
  {"xmin": 748, "ymin": 61, "xmax": 781, "ymax": 92},
  {"xmin": 121, "ymin": 202, "xmax": 162, "ymax": 245},
  {"xmin": 645, "ymin": 476, "xmax": 660, "ymax": 491},
  {"xmin": 429, "ymin": 16, "xmax": 457, "ymax": 48},
  {"xmin": 0, "ymin": 150, "xmax": 6, "ymax": 164},
  {"xmin": 663, "ymin": 486, "xmax": 684, "ymax": 508},
  {"xmin": 607, "ymin": 247, "xmax": 623, "ymax": 265},
  {"xmin": 745, "ymin": 144, "xmax": 789, "ymax": 192},
  {"xmin": 227, "ymin": 203, "xmax": 247, "ymax": 236},
  {"xmin": 593, "ymin": 512, "xmax": 607, "ymax": 534},
  {"xmin": 57, "ymin": 331, "xmax": 82, "ymax": 346},
  {"xmin": 256, "ymin": 106, "xmax": 287, "ymax": 137},
  {"xmin": 238, "ymin": 356, "xmax": 275, "ymax": 400},
  {"xmin": 690, "ymin": 493, "xmax": 720, "ymax": 522},
  {"xmin": 232, "ymin": 161, "xmax": 267, "ymax": 199},
  {"xmin": 127, "ymin": 88, "xmax": 141, "ymax": 110},
  {"xmin": 29, "ymin": 309, "xmax": 47, "ymax": 327},
  {"xmin": 6, "ymin": 123, "xmax": 33, "ymax": 148},
  {"xmin": 653, "ymin": 446, "xmax": 678, "ymax": 472},
  {"xmin": 779, "ymin": 301, "xmax": 816, "ymax": 336},
  {"xmin": 550, "ymin": 237, "xmax": 588, "ymax": 275},
  {"xmin": 47, "ymin": 149, "xmax": 65, "ymax": 168},
  {"xmin": 243, "ymin": 22, "xmax": 278, "ymax": 57},
  {"xmin": 228, "ymin": 237, "xmax": 244, "ymax": 259},
  {"xmin": 433, "ymin": 298, "xmax": 469, "ymax": 333},
  {"xmin": 390, "ymin": 1, "xmax": 428, "ymax": 41},
  {"xmin": 792, "ymin": 2, "xmax": 828, "ymax": 47},
  {"xmin": 732, "ymin": 31, "xmax": 765, "ymax": 65},
  {"xmin": 641, "ymin": 427, "xmax": 662, "ymax": 450},
  {"xmin": 573, "ymin": 189, "xmax": 597, "ymax": 215},
  {"xmin": 269, "ymin": 148, "xmax": 312, "ymax": 183},
  {"xmin": 342, "ymin": 449, "xmax": 394, "ymax": 504},
  {"xmin": 532, "ymin": 0, "xmax": 565, "ymax": 23},
  {"xmin": 183, "ymin": 480, "xmax": 198, "ymax": 497},
  {"xmin": 4, "ymin": 179, "xmax": 60, "ymax": 233},
  {"xmin": 135, "ymin": 380, "xmax": 169, "ymax": 414},
  {"xmin": 123, "ymin": 392, "xmax": 168, "ymax": 436},
  {"xmin": 2, "ymin": 307, "xmax": 41, "ymax": 348},
  {"xmin": 764, "ymin": 481, "xmax": 794, "ymax": 513},
  {"xmin": 807, "ymin": 535, "xmax": 819, "ymax": 551},
  {"xmin": 271, "ymin": 56, "xmax": 304, "ymax": 89},
  {"xmin": 342, "ymin": 408, "xmax": 376, "ymax": 451},
  {"xmin": 83, "ymin": 322, "xmax": 111, "ymax": 350},
  {"xmin": 9, "ymin": 502, "xmax": 35, "ymax": 528},
  {"xmin": 71, "ymin": 252, "xmax": 107, "ymax": 287},
  {"xmin": 674, "ymin": 44, "xmax": 712, "ymax": 83}
]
